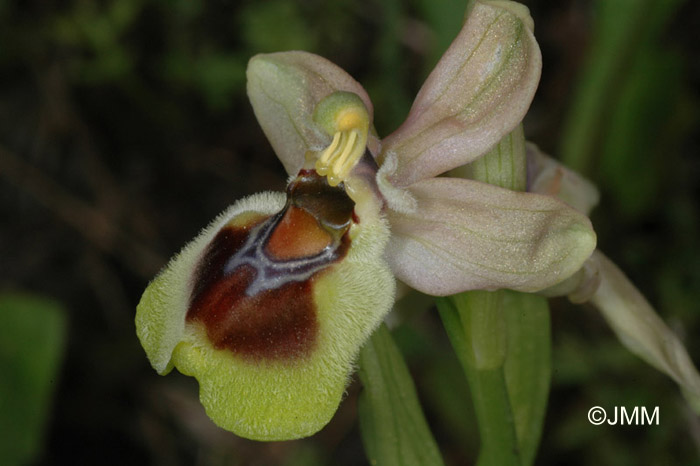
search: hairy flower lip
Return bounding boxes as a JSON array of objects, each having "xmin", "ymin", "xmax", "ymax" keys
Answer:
[
  {"xmin": 137, "ymin": 179, "xmax": 395, "ymax": 440},
  {"xmin": 136, "ymin": 192, "xmax": 288, "ymax": 375}
]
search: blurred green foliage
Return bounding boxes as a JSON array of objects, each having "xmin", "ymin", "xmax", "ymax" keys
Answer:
[
  {"xmin": 561, "ymin": 0, "xmax": 690, "ymax": 218},
  {"xmin": 1, "ymin": 0, "xmax": 699, "ymax": 465},
  {"xmin": 0, "ymin": 293, "xmax": 67, "ymax": 466}
]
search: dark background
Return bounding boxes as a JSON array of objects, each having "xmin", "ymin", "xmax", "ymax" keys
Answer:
[{"xmin": 2, "ymin": 0, "xmax": 700, "ymax": 464}]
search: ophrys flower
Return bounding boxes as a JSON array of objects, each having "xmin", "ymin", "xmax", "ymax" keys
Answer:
[{"xmin": 136, "ymin": 0, "xmax": 595, "ymax": 440}]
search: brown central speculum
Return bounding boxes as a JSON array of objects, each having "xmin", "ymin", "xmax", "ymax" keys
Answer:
[{"xmin": 186, "ymin": 170, "xmax": 355, "ymax": 361}]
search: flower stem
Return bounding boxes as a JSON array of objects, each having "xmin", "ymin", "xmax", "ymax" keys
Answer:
[
  {"xmin": 440, "ymin": 125, "xmax": 551, "ymax": 466},
  {"xmin": 437, "ymin": 292, "xmax": 521, "ymax": 466}
]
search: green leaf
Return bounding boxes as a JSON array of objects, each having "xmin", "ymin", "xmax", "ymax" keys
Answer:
[
  {"xmin": 502, "ymin": 291, "xmax": 550, "ymax": 466},
  {"xmin": 358, "ymin": 324, "xmax": 444, "ymax": 466},
  {"xmin": 0, "ymin": 293, "xmax": 67, "ymax": 466}
]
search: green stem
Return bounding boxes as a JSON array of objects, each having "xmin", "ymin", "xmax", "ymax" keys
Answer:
[
  {"xmin": 440, "ymin": 124, "xmax": 551, "ymax": 466},
  {"xmin": 437, "ymin": 293, "xmax": 521, "ymax": 466}
]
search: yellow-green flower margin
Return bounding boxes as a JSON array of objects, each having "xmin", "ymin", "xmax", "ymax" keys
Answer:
[{"xmin": 136, "ymin": 192, "xmax": 395, "ymax": 440}]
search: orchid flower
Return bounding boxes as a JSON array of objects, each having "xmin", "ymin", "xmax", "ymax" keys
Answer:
[{"xmin": 135, "ymin": 1, "xmax": 596, "ymax": 441}]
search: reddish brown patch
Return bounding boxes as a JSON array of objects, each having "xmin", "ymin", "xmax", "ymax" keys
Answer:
[
  {"xmin": 186, "ymin": 170, "xmax": 356, "ymax": 362},
  {"xmin": 265, "ymin": 206, "xmax": 331, "ymax": 260},
  {"xmin": 187, "ymin": 225, "xmax": 318, "ymax": 361}
]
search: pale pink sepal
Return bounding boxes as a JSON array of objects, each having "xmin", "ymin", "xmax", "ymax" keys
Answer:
[
  {"xmin": 385, "ymin": 177, "xmax": 596, "ymax": 295},
  {"xmin": 381, "ymin": 1, "xmax": 541, "ymax": 187},
  {"xmin": 590, "ymin": 251, "xmax": 700, "ymax": 409},
  {"xmin": 247, "ymin": 51, "xmax": 374, "ymax": 176},
  {"xmin": 526, "ymin": 143, "xmax": 600, "ymax": 215}
]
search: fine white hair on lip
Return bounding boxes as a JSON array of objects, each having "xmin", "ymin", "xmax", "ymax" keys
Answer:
[{"xmin": 136, "ymin": 191, "xmax": 287, "ymax": 374}]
